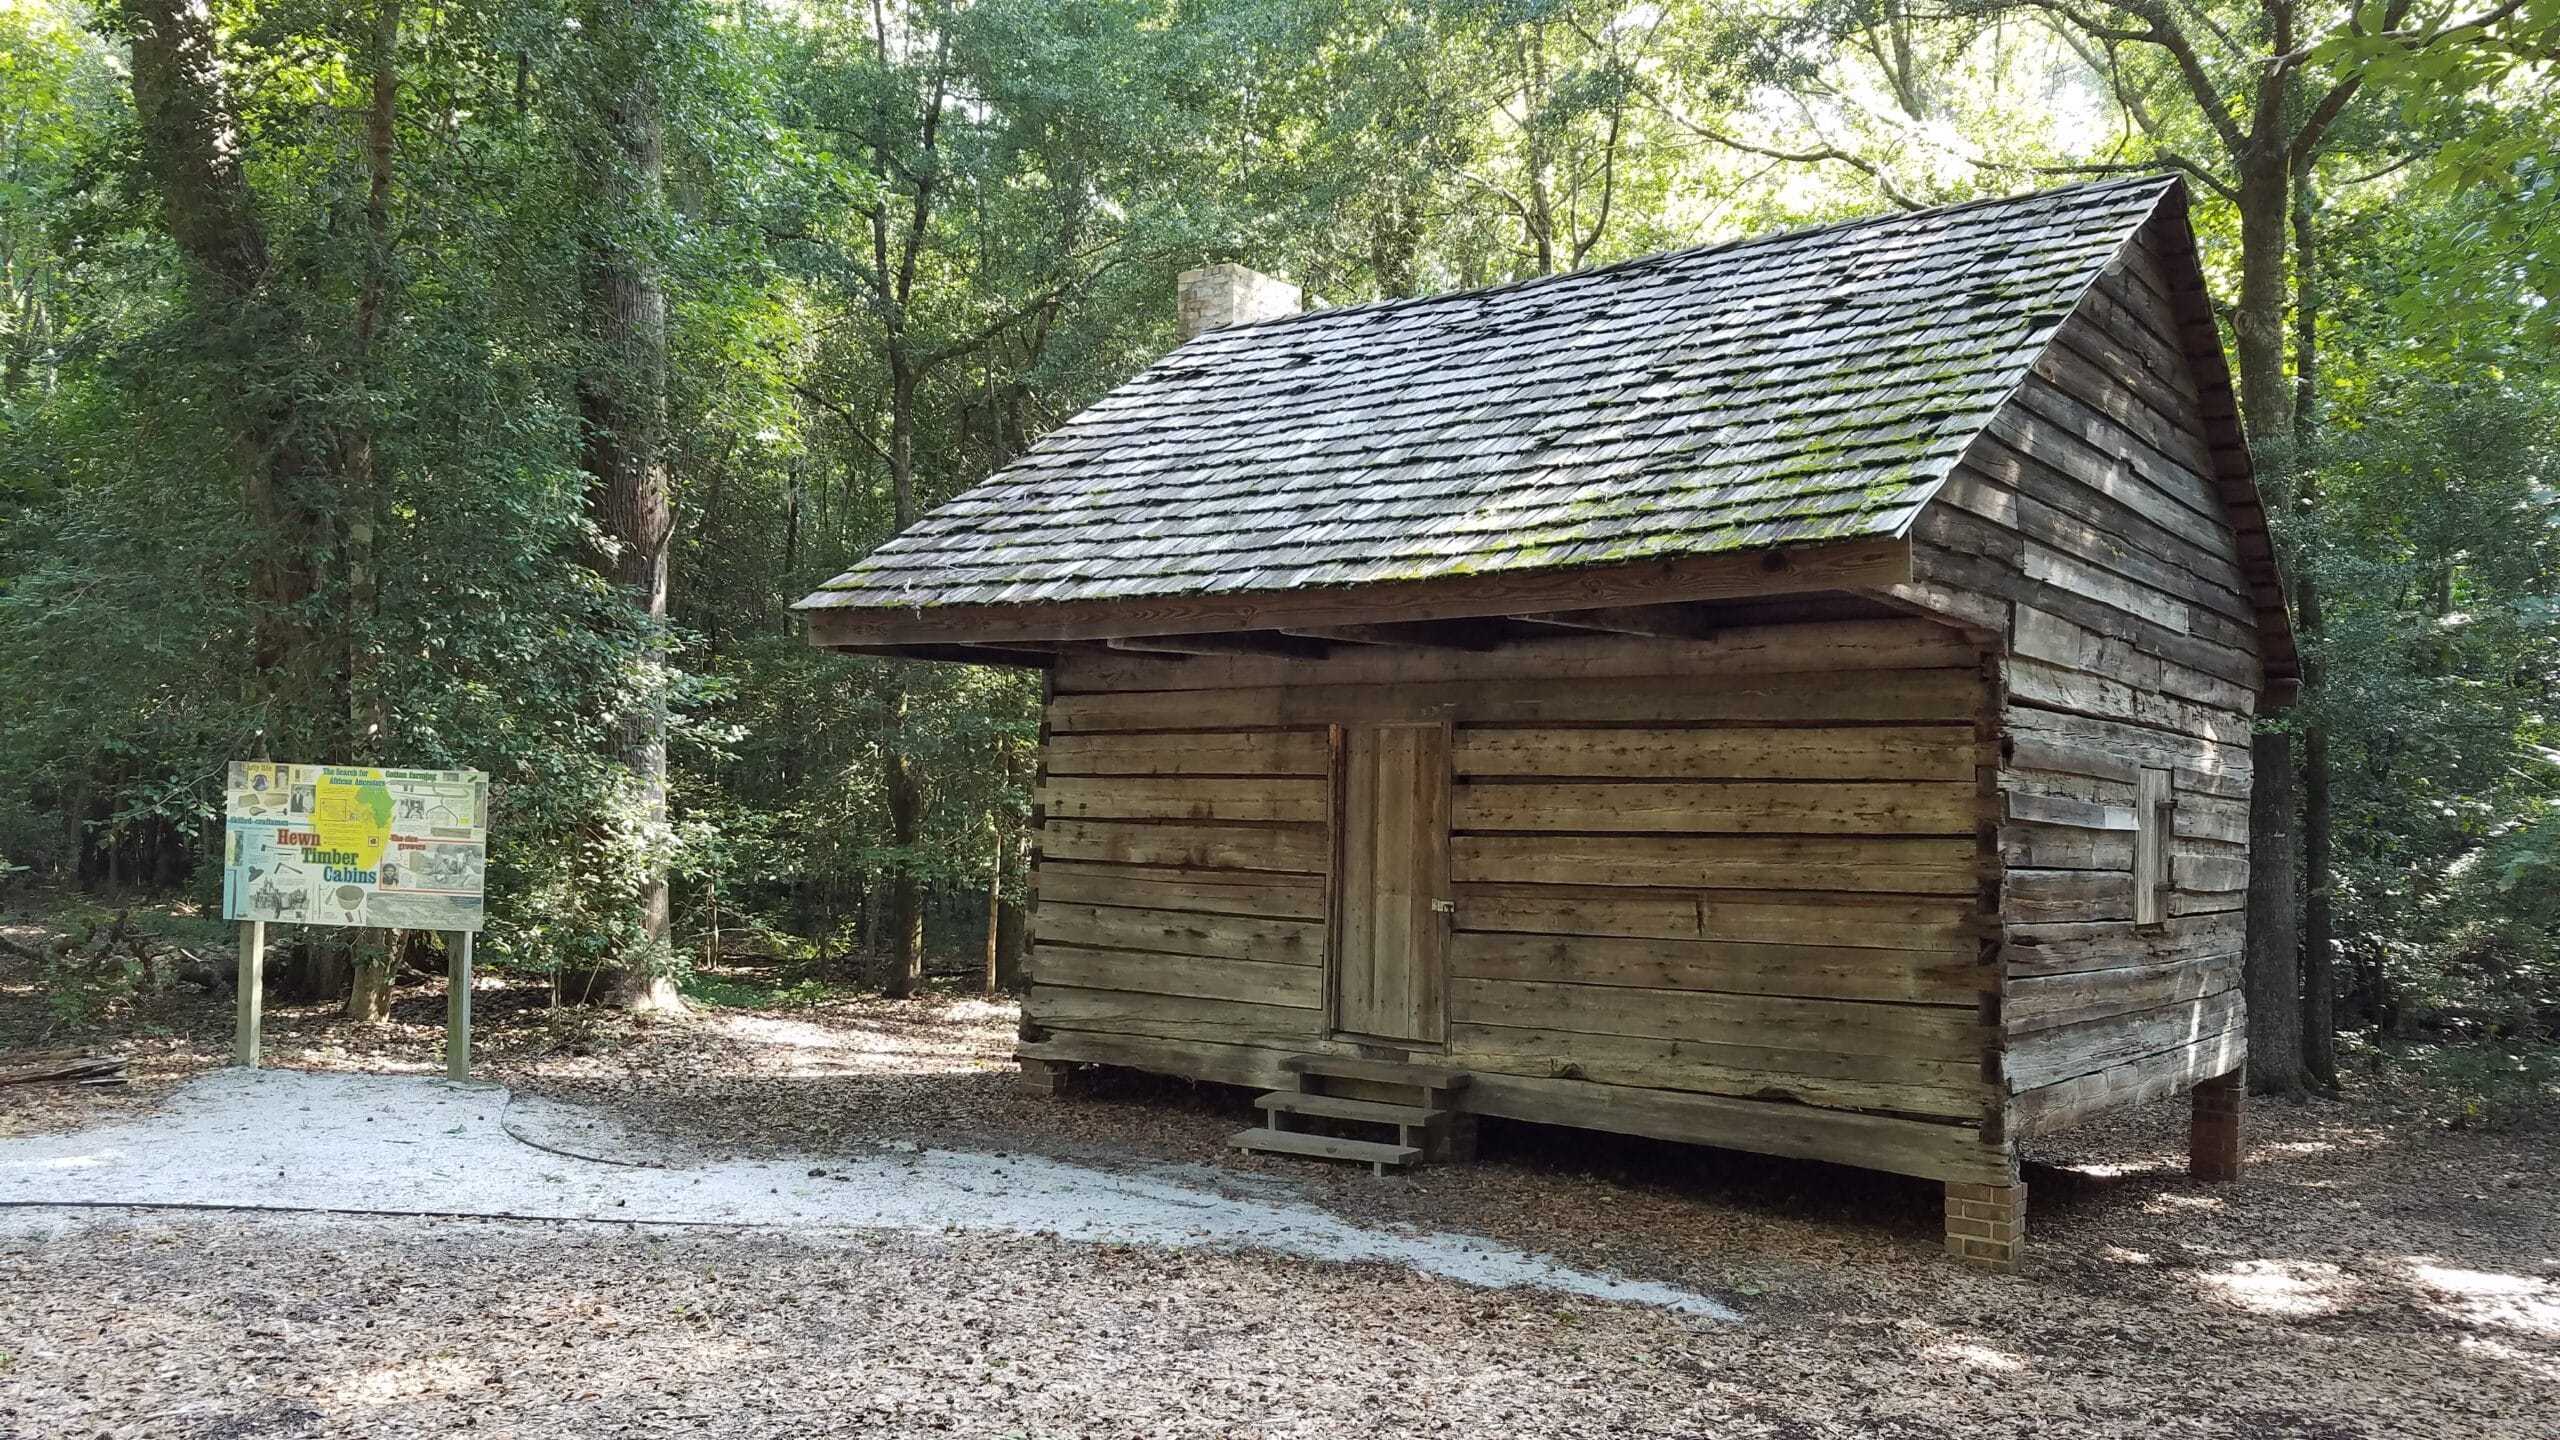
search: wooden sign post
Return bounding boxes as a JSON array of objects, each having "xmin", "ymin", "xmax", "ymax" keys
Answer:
[
  {"xmin": 445, "ymin": 929, "xmax": 475, "ymax": 1082},
  {"xmin": 233, "ymin": 919, "xmax": 267, "ymax": 1068}
]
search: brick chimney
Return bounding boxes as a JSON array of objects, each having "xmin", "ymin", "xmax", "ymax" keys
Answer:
[{"xmin": 1176, "ymin": 263, "xmax": 1302, "ymax": 342}]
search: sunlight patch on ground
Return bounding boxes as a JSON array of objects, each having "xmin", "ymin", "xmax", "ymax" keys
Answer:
[
  {"xmin": 2063, "ymin": 1161, "xmax": 2157, "ymax": 1179},
  {"xmin": 17, "ymin": 1150, "xmax": 114, "ymax": 1171},
  {"xmin": 704, "ymin": 1011, "xmax": 1005, "ymax": 1076},
  {"xmin": 351, "ymin": 1355, "xmax": 489, "ymax": 1406},
  {"xmin": 2413, "ymin": 1264, "xmax": 2560, "ymax": 1337},
  {"xmin": 714, "ymin": 1013, "xmax": 895, "ymax": 1050},
  {"xmin": 288, "ymin": 1052, "xmax": 441, "ymax": 1074},
  {"xmin": 1921, "ymin": 1340, "xmax": 2026, "ymax": 1373},
  {"xmin": 2198, "ymin": 1259, "xmax": 2349, "ymax": 1317},
  {"xmin": 2454, "ymin": 1334, "xmax": 2560, "ymax": 1383}
]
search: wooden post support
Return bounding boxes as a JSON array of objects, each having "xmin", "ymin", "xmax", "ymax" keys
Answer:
[
  {"xmin": 1018, "ymin": 1056, "xmax": 1070, "ymax": 1098},
  {"xmin": 446, "ymin": 930, "xmax": 475, "ymax": 1082},
  {"xmin": 233, "ymin": 919, "xmax": 266, "ymax": 1068},
  {"xmin": 1428, "ymin": 1112, "xmax": 1478, "ymax": 1165},
  {"xmin": 1945, "ymin": 1180, "xmax": 2027, "ymax": 1270},
  {"xmin": 2189, "ymin": 1068, "xmax": 2244, "ymax": 1181}
]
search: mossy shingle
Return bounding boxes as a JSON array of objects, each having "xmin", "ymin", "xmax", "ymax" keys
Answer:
[{"xmin": 796, "ymin": 176, "xmax": 2177, "ymax": 614}]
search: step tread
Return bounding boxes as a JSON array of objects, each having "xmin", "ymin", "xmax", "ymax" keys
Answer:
[
  {"xmin": 1281, "ymin": 1054, "xmax": 1471, "ymax": 1090},
  {"xmin": 1255, "ymin": 1091, "xmax": 1442, "ymax": 1126},
  {"xmin": 1229, "ymin": 1127, "xmax": 1421, "ymax": 1167}
]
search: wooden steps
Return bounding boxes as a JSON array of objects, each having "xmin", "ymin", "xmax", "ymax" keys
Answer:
[
  {"xmin": 1228, "ymin": 1128, "xmax": 1420, "ymax": 1170},
  {"xmin": 1257, "ymin": 1091, "xmax": 1437, "ymax": 1127},
  {"xmin": 1230, "ymin": 1055, "xmax": 1477, "ymax": 1175}
]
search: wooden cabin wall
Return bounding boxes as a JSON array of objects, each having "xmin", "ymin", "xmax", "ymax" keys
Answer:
[
  {"xmin": 1019, "ymin": 616, "xmax": 2017, "ymax": 1185},
  {"xmin": 1908, "ymin": 223, "xmax": 2259, "ymax": 1139}
]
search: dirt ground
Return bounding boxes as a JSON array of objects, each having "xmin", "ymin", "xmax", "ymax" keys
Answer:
[{"xmin": 4, "ymin": 949, "xmax": 2557, "ymax": 1439}]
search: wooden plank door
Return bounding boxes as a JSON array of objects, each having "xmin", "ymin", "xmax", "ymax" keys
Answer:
[{"xmin": 1330, "ymin": 721, "xmax": 1452, "ymax": 1045}]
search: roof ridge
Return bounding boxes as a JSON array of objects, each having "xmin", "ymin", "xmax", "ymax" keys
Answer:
[{"xmin": 1207, "ymin": 173, "xmax": 2180, "ymax": 339}]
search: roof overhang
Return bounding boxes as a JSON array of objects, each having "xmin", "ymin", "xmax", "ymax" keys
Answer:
[
  {"xmin": 2141, "ymin": 185, "xmax": 2302, "ymax": 710},
  {"xmin": 802, "ymin": 534, "xmax": 1913, "ymax": 660}
]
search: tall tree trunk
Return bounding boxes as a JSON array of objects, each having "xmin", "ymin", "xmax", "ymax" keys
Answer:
[
  {"xmin": 2244, "ymin": 730, "xmax": 2305, "ymax": 1093},
  {"xmin": 981, "ymin": 815, "xmax": 1002, "ymax": 1001},
  {"xmin": 2300, "ymin": 693, "xmax": 2335, "ymax": 1085},
  {"xmin": 885, "ymin": 690, "xmax": 923, "ymax": 998},
  {"xmin": 120, "ymin": 0, "xmax": 333, "ymax": 756},
  {"xmin": 2228, "ymin": 152, "xmax": 2294, "ymax": 442},
  {"xmin": 1521, "ymin": 23, "xmax": 1557, "ymax": 276},
  {"xmin": 994, "ymin": 892, "xmax": 1028, "ymax": 992},
  {"xmin": 121, "ymin": 0, "xmax": 268, "ymax": 295},
  {"xmin": 347, "ymin": 932, "xmax": 396, "ymax": 1022},
  {"xmin": 883, "ymin": 364, "xmax": 926, "ymax": 999},
  {"xmin": 341, "ymin": 0, "xmax": 401, "ymax": 1023},
  {"xmin": 3, "ymin": 287, "xmax": 39, "ymax": 397},
  {"xmin": 2222, "ymin": 147, "xmax": 2314, "ymax": 1090},
  {"xmin": 2290, "ymin": 166, "xmax": 2339, "ymax": 1093},
  {"xmin": 981, "ymin": 742, "xmax": 1013, "ymax": 1001},
  {"xmin": 345, "ymin": 0, "xmax": 397, "ymax": 748},
  {"xmin": 575, "ymin": 0, "xmax": 680, "ymax": 1011}
]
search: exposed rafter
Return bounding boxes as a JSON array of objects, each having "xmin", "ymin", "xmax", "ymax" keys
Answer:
[
  {"xmin": 1281, "ymin": 619, "xmax": 1507, "ymax": 651},
  {"xmin": 1105, "ymin": 633, "xmax": 1331, "ymax": 659},
  {"xmin": 1513, "ymin": 603, "xmax": 1722, "ymax": 640}
]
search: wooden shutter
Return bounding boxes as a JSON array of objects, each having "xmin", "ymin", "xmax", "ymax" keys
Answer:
[{"xmin": 2134, "ymin": 766, "xmax": 2174, "ymax": 928}]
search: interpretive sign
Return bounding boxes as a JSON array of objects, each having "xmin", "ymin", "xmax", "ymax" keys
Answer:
[{"xmin": 221, "ymin": 763, "xmax": 489, "ymax": 932}]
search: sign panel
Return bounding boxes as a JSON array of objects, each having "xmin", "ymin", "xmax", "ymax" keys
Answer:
[{"xmin": 222, "ymin": 763, "xmax": 489, "ymax": 932}]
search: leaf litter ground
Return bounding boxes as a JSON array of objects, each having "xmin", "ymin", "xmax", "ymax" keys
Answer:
[{"xmin": 1, "ymin": 957, "xmax": 2555, "ymax": 1438}]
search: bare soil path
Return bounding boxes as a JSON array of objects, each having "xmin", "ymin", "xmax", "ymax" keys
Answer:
[{"xmin": 0, "ymin": 1067, "xmax": 1726, "ymax": 1313}]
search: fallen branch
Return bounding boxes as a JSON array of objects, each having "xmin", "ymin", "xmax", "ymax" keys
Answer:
[{"xmin": 0, "ymin": 1049, "xmax": 130, "ymax": 1086}]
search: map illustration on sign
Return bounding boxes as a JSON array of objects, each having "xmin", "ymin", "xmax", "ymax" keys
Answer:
[{"xmin": 222, "ymin": 763, "xmax": 489, "ymax": 932}]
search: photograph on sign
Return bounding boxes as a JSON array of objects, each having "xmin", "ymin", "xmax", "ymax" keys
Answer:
[{"xmin": 222, "ymin": 763, "xmax": 489, "ymax": 932}]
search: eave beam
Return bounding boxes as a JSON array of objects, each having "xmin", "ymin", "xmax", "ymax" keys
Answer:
[
  {"xmin": 828, "ymin": 642, "xmax": 1058, "ymax": 669},
  {"xmin": 799, "ymin": 536, "xmax": 1913, "ymax": 650}
]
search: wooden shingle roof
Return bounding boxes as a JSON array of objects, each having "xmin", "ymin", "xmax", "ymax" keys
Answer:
[{"xmin": 800, "ymin": 176, "xmax": 2235, "ymax": 645}]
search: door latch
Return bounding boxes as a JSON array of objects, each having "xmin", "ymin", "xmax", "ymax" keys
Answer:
[{"xmin": 1430, "ymin": 899, "xmax": 1455, "ymax": 914}]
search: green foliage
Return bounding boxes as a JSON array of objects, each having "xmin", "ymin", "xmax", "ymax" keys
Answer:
[
  {"xmin": 5, "ymin": 894, "xmax": 225, "ymax": 1041},
  {"xmin": 2348, "ymin": 1032, "xmax": 2560, "ymax": 1131},
  {"xmin": 2317, "ymin": 0, "xmax": 2560, "ymax": 349},
  {"xmin": 2302, "ymin": 185, "xmax": 2560, "ymax": 1034},
  {"xmin": 0, "ymin": 0, "xmax": 2551, "ymax": 1048},
  {"xmin": 30, "ymin": 947, "xmax": 135, "ymax": 1037},
  {"xmin": 676, "ymin": 968, "xmax": 845, "ymax": 1010}
]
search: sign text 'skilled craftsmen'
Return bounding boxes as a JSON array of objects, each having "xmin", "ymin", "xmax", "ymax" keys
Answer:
[{"xmin": 222, "ymin": 763, "xmax": 489, "ymax": 931}]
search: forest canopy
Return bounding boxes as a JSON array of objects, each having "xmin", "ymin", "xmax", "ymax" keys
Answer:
[{"xmin": 0, "ymin": 0, "xmax": 2552, "ymax": 1071}]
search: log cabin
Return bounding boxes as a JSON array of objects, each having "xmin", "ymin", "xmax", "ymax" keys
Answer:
[{"xmin": 795, "ymin": 176, "xmax": 2296, "ymax": 1269}]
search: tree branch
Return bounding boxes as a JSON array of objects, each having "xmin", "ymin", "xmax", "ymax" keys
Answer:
[
  {"xmin": 2272, "ymin": 0, "xmax": 2530, "ymax": 65},
  {"xmin": 2019, "ymin": 0, "xmax": 2250, "ymax": 153},
  {"xmin": 1630, "ymin": 77, "xmax": 1925, "ymax": 210},
  {"xmin": 2290, "ymin": 0, "xmax": 2415, "ymax": 165},
  {"xmin": 913, "ymin": 244, "xmax": 1140, "ymax": 377},
  {"xmin": 793, "ymin": 382, "xmax": 891, "ymax": 467},
  {"xmin": 1970, "ymin": 152, "xmax": 2239, "ymax": 201}
]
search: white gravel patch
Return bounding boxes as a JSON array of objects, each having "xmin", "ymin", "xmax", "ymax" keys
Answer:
[{"xmin": 0, "ymin": 1067, "xmax": 1733, "ymax": 1316}]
